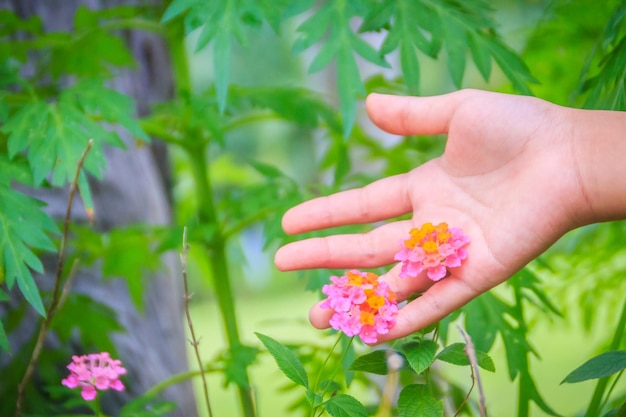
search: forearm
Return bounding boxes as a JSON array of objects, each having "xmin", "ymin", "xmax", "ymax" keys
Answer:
[{"xmin": 569, "ymin": 107, "xmax": 626, "ymax": 224}]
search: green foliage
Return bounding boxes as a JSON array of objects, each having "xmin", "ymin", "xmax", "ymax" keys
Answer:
[
  {"xmin": 256, "ymin": 332, "xmax": 308, "ymax": 388},
  {"xmin": 562, "ymin": 351, "xmax": 626, "ymax": 384},
  {"xmin": 2, "ymin": 1, "xmax": 626, "ymax": 416},
  {"xmin": 323, "ymin": 393, "xmax": 369, "ymax": 417},
  {"xmin": 0, "ymin": 184, "xmax": 57, "ymax": 316},
  {"xmin": 401, "ymin": 340, "xmax": 438, "ymax": 375},
  {"xmin": 348, "ymin": 349, "xmax": 389, "ymax": 375},
  {"xmin": 397, "ymin": 384, "xmax": 443, "ymax": 417},
  {"xmin": 436, "ymin": 342, "xmax": 495, "ymax": 372}
]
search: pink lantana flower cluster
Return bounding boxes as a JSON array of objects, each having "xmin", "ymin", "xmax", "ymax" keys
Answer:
[
  {"xmin": 62, "ymin": 352, "xmax": 127, "ymax": 401},
  {"xmin": 395, "ymin": 222, "xmax": 470, "ymax": 281},
  {"xmin": 320, "ymin": 270, "xmax": 398, "ymax": 344}
]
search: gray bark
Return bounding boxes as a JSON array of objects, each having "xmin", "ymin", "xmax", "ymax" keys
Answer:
[{"xmin": 0, "ymin": 0, "xmax": 197, "ymax": 415}]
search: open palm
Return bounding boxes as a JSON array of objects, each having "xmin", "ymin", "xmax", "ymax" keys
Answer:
[{"xmin": 275, "ymin": 90, "xmax": 589, "ymax": 342}]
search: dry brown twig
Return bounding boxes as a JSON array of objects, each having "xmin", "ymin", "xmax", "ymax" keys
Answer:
[
  {"xmin": 456, "ymin": 325, "xmax": 488, "ymax": 417},
  {"xmin": 180, "ymin": 227, "xmax": 214, "ymax": 417},
  {"xmin": 15, "ymin": 139, "xmax": 93, "ymax": 417}
]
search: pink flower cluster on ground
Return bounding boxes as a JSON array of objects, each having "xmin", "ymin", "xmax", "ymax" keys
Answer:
[
  {"xmin": 320, "ymin": 270, "xmax": 398, "ymax": 344},
  {"xmin": 395, "ymin": 222, "xmax": 470, "ymax": 281},
  {"xmin": 61, "ymin": 352, "xmax": 127, "ymax": 401}
]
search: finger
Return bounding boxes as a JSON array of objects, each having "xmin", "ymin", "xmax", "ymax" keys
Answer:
[
  {"xmin": 274, "ymin": 221, "xmax": 412, "ymax": 271},
  {"xmin": 282, "ymin": 173, "xmax": 411, "ymax": 235},
  {"xmin": 366, "ymin": 90, "xmax": 474, "ymax": 136},
  {"xmin": 376, "ymin": 276, "xmax": 482, "ymax": 343}
]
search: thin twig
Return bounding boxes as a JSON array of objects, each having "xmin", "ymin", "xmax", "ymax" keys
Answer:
[
  {"xmin": 180, "ymin": 227, "xmax": 214, "ymax": 417},
  {"xmin": 457, "ymin": 326, "xmax": 487, "ymax": 417},
  {"xmin": 454, "ymin": 359, "xmax": 476, "ymax": 417},
  {"xmin": 15, "ymin": 139, "xmax": 93, "ymax": 417}
]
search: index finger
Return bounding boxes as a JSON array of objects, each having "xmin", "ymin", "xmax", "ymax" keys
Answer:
[{"xmin": 282, "ymin": 173, "xmax": 411, "ymax": 235}]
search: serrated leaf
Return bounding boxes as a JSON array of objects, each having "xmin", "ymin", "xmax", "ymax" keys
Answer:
[
  {"xmin": 467, "ymin": 31, "xmax": 492, "ymax": 81},
  {"xmin": 487, "ymin": 41, "xmax": 535, "ymax": 95},
  {"xmin": 305, "ymin": 389, "xmax": 324, "ymax": 408},
  {"xmin": 402, "ymin": 340, "xmax": 438, "ymax": 374},
  {"xmin": 3, "ymin": 99, "xmax": 109, "ymax": 187},
  {"xmin": 224, "ymin": 344, "xmax": 259, "ymax": 388},
  {"xmin": 0, "ymin": 186, "xmax": 57, "ymax": 316},
  {"xmin": 213, "ymin": 29, "xmax": 232, "ymax": 112},
  {"xmin": 256, "ymin": 332, "xmax": 308, "ymax": 388},
  {"xmin": 359, "ymin": 1, "xmax": 394, "ymax": 33},
  {"xmin": 63, "ymin": 79, "xmax": 148, "ymax": 142},
  {"xmin": 51, "ymin": 293, "xmax": 123, "ymax": 354},
  {"xmin": 161, "ymin": 0, "xmax": 203, "ymax": 23},
  {"xmin": 562, "ymin": 351, "xmax": 626, "ymax": 384},
  {"xmin": 349, "ymin": 349, "xmax": 389, "ymax": 375},
  {"xmin": 400, "ymin": 38, "xmax": 420, "ymax": 95},
  {"xmin": 308, "ymin": 36, "xmax": 339, "ymax": 74},
  {"xmin": 336, "ymin": 49, "xmax": 363, "ymax": 138},
  {"xmin": 349, "ymin": 32, "xmax": 389, "ymax": 68},
  {"xmin": 436, "ymin": 342, "xmax": 495, "ymax": 372},
  {"xmin": 442, "ymin": 21, "xmax": 466, "ymax": 88},
  {"xmin": 292, "ymin": 2, "xmax": 333, "ymax": 54},
  {"xmin": 398, "ymin": 384, "xmax": 443, "ymax": 417},
  {"xmin": 323, "ymin": 394, "xmax": 368, "ymax": 417}
]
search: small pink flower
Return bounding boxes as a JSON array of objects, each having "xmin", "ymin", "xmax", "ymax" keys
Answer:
[
  {"xmin": 62, "ymin": 352, "xmax": 127, "ymax": 401},
  {"xmin": 395, "ymin": 222, "xmax": 470, "ymax": 281},
  {"xmin": 320, "ymin": 270, "xmax": 398, "ymax": 344}
]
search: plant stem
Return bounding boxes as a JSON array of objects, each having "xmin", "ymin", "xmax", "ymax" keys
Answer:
[
  {"xmin": 181, "ymin": 227, "xmax": 214, "ymax": 417},
  {"xmin": 458, "ymin": 326, "xmax": 487, "ymax": 417},
  {"xmin": 585, "ymin": 298, "xmax": 626, "ymax": 417},
  {"xmin": 144, "ymin": 366, "xmax": 222, "ymax": 398},
  {"xmin": 15, "ymin": 140, "xmax": 93, "ymax": 417},
  {"xmin": 187, "ymin": 145, "xmax": 256, "ymax": 417}
]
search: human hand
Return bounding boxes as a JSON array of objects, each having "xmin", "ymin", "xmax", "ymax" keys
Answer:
[{"xmin": 274, "ymin": 89, "xmax": 594, "ymax": 343}]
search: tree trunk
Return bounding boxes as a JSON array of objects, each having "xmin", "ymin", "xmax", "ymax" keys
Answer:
[{"xmin": 0, "ymin": 0, "xmax": 197, "ymax": 416}]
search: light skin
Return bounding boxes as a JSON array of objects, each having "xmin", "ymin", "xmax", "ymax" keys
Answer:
[{"xmin": 274, "ymin": 89, "xmax": 626, "ymax": 343}]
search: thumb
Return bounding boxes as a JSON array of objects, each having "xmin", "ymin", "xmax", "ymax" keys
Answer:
[{"xmin": 365, "ymin": 90, "xmax": 476, "ymax": 136}]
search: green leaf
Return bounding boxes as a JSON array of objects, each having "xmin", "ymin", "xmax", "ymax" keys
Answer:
[
  {"xmin": 323, "ymin": 394, "xmax": 368, "ymax": 417},
  {"xmin": 101, "ymin": 227, "xmax": 162, "ymax": 309},
  {"xmin": 398, "ymin": 384, "xmax": 443, "ymax": 417},
  {"xmin": 305, "ymin": 389, "xmax": 324, "ymax": 408},
  {"xmin": 562, "ymin": 351, "xmax": 626, "ymax": 384},
  {"xmin": 256, "ymin": 332, "xmax": 308, "ymax": 388},
  {"xmin": 63, "ymin": 79, "xmax": 148, "ymax": 142},
  {"xmin": 0, "ymin": 315, "xmax": 10, "ymax": 353},
  {"xmin": 467, "ymin": 31, "xmax": 492, "ymax": 81},
  {"xmin": 442, "ymin": 18, "xmax": 467, "ymax": 88},
  {"xmin": 51, "ymin": 293, "xmax": 124, "ymax": 355},
  {"xmin": 348, "ymin": 349, "xmax": 389, "ymax": 375},
  {"xmin": 3, "ymin": 97, "xmax": 116, "ymax": 187},
  {"xmin": 350, "ymin": 32, "xmax": 389, "ymax": 68},
  {"xmin": 224, "ymin": 344, "xmax": 259, "ymax": 389},
  {"xmin": 436, "ymin": 343, "xmax": 495, "ymax": 372},
  {"xmin": 0, "ymin": 186, "xmax": 57, "ymax": 316},
  {"xmin": 399, "ymin": 37, "xmax": 420, "ymax": 95},
  {"xmin": 359, "ymin": 1, "xmax": 394, "ymax": 33},
  {"xmin": 161, "ymin": 0, "xmax": 203, "ymax": 22},
  {"xmin": 292, "ymin": 2, "xmax": 333, "ymax": 54},
  {"xmin": 336, "ymin": 49, "xmax": 363, "ymax": 138},
  {"xmin": 402, "ymin": 340, "xmax": 438, "ymax": 374},
  {"xmin": 213, "ymin": 29, "xmax": 232, "ymax": 112}
]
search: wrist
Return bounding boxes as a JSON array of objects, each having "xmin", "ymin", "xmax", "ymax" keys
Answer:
[{"xmin": 568, "ymin": 106, "xmax": 626, "ymax": 225}]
